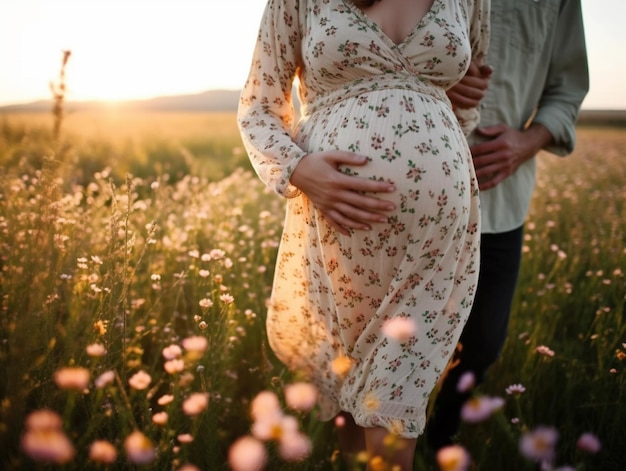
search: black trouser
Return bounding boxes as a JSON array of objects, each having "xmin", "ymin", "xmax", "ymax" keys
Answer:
[{"xmin": 426, "ymin": 226, "xmax": 524, "ymax": 450}]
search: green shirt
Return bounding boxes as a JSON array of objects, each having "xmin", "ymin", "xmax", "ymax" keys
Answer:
[{"xmin": 471, "ymin": 0, "xmax": 589, "ymax": 233}]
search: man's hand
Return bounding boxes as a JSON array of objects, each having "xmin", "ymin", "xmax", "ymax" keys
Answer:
[
  {"xmin": 290, "ymin": 151, "xmax": 396, "ymax": 235},
  {"xmin": 447, "ymin": 62, "xmax": 493, "ymax": 109},
  {"xmin": 470, "ymin": 123, "xmax": 553, "ymax": 191}
]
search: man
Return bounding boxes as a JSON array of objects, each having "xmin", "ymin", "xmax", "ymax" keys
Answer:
[{"xmin": 426, "ymin": 0, "xmax": 590, "ymax": 449}]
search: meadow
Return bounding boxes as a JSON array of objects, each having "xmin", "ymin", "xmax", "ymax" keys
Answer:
[{"xmin": 0, "ymin": 110, "xmax": 624, "ymax": 471}]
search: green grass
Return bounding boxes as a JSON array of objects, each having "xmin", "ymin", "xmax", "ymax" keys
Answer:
[{"xmin": 0, "ymin": 113, "xmax": 624, "ymax": 470}]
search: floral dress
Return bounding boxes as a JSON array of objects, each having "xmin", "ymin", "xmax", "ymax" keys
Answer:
[{"xmin": 238, "ymin": 0, "xmax": 489, "ymax": 438}]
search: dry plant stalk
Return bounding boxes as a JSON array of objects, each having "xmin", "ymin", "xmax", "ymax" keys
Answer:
[{"xmin": 50, "ymin": 49, "xmax": 71, "ymax": 148}]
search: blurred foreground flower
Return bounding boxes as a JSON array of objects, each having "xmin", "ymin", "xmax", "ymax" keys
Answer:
[
  {"xmin": 21, "ymin": 410, "xmax": 75, "ymax": 464},
  {"xmin": 128, "ymin": 370, "xmax": 152, "ymax": 390},
  {"xmin": 124, "ymin": 430, "xmax": 156, "ymax": 465},
  {"xmin": 229, "ymin": 436, "xmax": 267, "ymax": 471},
  {"xmin": 54, "ymin": 367, "xmax": 90, "ymax": 391},
  {"xmin": 437, "ymin": 444, "xmax": 470, "ymax": 471},
  {"xmin": 284, "ymin": 382, "xmax": 318, "ymax": 412},
  {"xmin": 182, "ymin": 392, "xmax": 209, "ymax": 416},
  {"xmin": 519, "ymin": 425, "xmax": 559, "ymax": 463},
  {"xmin": 382, "ymin": 316, "xmax": 417, "ymax": 342},
  {"xmin": 456, "ymin": 371, "xmax": 475, "ymax": 393},
  {"xmin": 577, "ymin": 432, "xmax": 601, "ymax": 453},
  {"xmin": 461, "ymin": 396, "xmax": 504, "ymax": 423},
  {"xmin": 89, "ymin": 440, "xmax": 117, "ymax": 464},
  {"xmin": 536, "ymin": 345, "xmax": 555, "ymax": 357}
]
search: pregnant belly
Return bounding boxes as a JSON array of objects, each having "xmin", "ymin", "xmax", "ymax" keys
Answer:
[{"xmin": 296, "ymin": 90, "xmax": 472, "ymax": 201}]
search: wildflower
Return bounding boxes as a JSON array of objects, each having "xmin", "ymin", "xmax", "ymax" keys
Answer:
[
  {"xmin": 128, "ymin": 370, "xmax": 152, "ymax": 390},
  {"xmin": 124, "ymin": 430, "xmax": 156, "ymax": 465},
  {"xmin": 381, "ymin": 317, "xmax": 417, "ymax": 342},
  {"xmin": 95, "ymin": 370, "xmax": 115, "ymax": 389},
  {"xmin": 22, "ymin": 428, "xmax": 75, "ymax": 464},
  {"xmin": 335, "ymin": 415, "xmax": 346, "ymax": 428},
  {"xmin": 198, "ymin": 321, "xmax": 208, "ymax": 330},
  {"xmin": 576, "ymin": 432, "xmax": 601, "ymax": 454},
  {"xmin": 284, "ymin": 382, "xmax": 318, "ymax": 412},
  {"xmin": 54, "ymin": 367, "xmax": 90, "ymax": 391},
  {"xmin": 456, "ymin": 371, "xmax": 475, "ymax": 393},
  {"xmin": 279, "ymin": 431, "xmax": 312, "ymax": 461},
  {"xmin": 331, "ymin": 354, "xmax": 353, "ymax": 377},
  {"xmin": 177, "ymin": 465, "xmax": 201, "ymax": 471},
  {"xmin": 252, "ymin": 412, "xmax": 298, "ymax": 441},
  {"xmin": 182, "ymin": 335, "xmax": 208, "ymax": 355},
  {"xmin": 228, "ymin": 436, "xmax": 267, "ymax": 471},
  {"xmin": 251, "ymin": 391, "xmax": 282, "ymax": 422},
  {"xmin": 460, "ymin": 396, "xmax": 504, "ymax": 423},
  {"xmin": 220, "ymin": 293, "xmax": 235, "ymax": 304},
  {"xmin": 554, "ymin": 466, "xmax": 576, "ymax": 471},
  {"xmin": 177, "ymin": 433, "xmax": 194, "ymax": 443},
  {"xmin": 89, "ymin": 440, "xmax": 117, "ymax": 464},
  {"xmin": 85, "ymin": 343, "xmax": 107, "ymax": 357},
  {"xmin": 209, "ymin": 249, "xmax": 225, "ymax": 260},
  {"xmin": 25, "ymin": 410, "xmax": 63, "ymax": 430},
  {"xmin": 536, "ymin": 345, "xmax": 555, "ymax": 357},
  {"xmin": 199, "ymin": 298, "xmax": 213, "ymax": 309},
  {"xmin": 511, "ymin": 417, "xmax": 520, "ymax": 424},
  {"xmin": 363, "ymin": 392, "xmax": 380, "ymax": 412},
  {"xmin": 182, "ymin": 393, "xmax": 209, "ymax": 416},
  {"xmin": 164, "ymin": 359, "xmax": 185, "ymax": 374},
  {"xmin": 436, "ymin": 444, "xmax": 471, "ymax": 471},
  {"xmin": 21, "ymin": 410, "xmax": 75, "ymax": 464},
  {"xmin": 152, "ymin": 412, "xmax": 168, "ymax": 426},
  {"xmin": 157, "ymin": 394, "xmax": 174, "ymax": 406},
  {"xmin": 505, "ymin": 384, "xmax": 526, "ymax": 396},
  {"xmin": 93, "ymin": 320, "xmax": 107, "ymax": 335},
  {"xmin": 162, "ymin": 344, "xmax": 183, "ymax": 360},
  {"xmin": 519, "ymin": 426, "xmax": 559, "ymax": 462},
  {"xmin": 369, "ymin": 455, "xmax": 387, "ymax": 471},
  {"xmin": 198, "ymin": 269, "xmax": 210, "ymax": 278}
]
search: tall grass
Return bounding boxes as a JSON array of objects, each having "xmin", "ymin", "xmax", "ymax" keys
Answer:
[{"xmin": 0, "ymin": 112, "xmax": 623, "ymax": 470}]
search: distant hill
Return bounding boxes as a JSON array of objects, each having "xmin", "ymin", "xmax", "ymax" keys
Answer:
[
  {"xmin": 1, "ymin": 91, "xmax": 625, "ymax": 127},
  {"xmin": 0, "ymin": 89, "xmax": 241, "ymax": 113}
]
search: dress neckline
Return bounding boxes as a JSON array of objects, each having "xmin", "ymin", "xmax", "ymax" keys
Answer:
[{"xmin": 343, "ymin": 0, "xmax": 442, "ymax": 47}]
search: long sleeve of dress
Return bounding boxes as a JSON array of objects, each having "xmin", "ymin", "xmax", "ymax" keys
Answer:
[
  {"xmin": 237, "ymin": 0, "xmax": 306, "ymax": 198},
  {"xmin": 454, "ymin": 0, "xmax": 490, "ymax": 136}
]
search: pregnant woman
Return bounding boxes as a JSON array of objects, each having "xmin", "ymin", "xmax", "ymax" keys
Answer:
[{"xmin": 237, "ymin": 0, "xmax": 489, "ymax": 468}]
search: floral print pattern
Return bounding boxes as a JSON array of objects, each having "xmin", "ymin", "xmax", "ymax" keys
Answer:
[{"xmin": 238, "ymin": 0, "xmax": 489, "ymax": 438}]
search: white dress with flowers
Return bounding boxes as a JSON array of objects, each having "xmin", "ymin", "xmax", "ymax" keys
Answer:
[{"xmin": 238, "ymin": 0, "xmax": 488, "ymax": 438}]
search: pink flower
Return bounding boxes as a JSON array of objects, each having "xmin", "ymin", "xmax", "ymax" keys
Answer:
[
  {"xmin": 278, "ymin": 431, "xmax": 312, "ymax": 461},
  {"xmin": 519, "ymin": 426, "xmax": 559, "ymax": 462},
  {"xmin": 157, "ymin": 394, "xmax": 174, "ymax": 406},
  {"xmin": 85, "ymin": 343, "xmax": 107, "ymax": 357},
  {"xmin": 128, "ymin": 370, "xmax": 152, "ymax": 390},
  {"xmin": 124, "ymin": 430, "xmax": 156, "ymax": 465},
  {"xmin": 577, "ymin": 432, "xmax": 601, "ymax": 454},
  {"xmin": 152, "ymin": 411, "xmax": 168, "ymax": 426},
  {"xmin": 182, "ymin": 393, "xmax": 209, "ymax": 416},
  {"xmin": 436, "ymin": 444, "xmax": 471, "ymax": 471},
  {"xmin": 505, "ymin": 384, "xmax": 526, "ymax": 396},
  {"xmin": 177, "ymin": 433, "xmax": 194, "ymax": 443},
  {"xmin": 21, "ymin": 410, "xmax": 75, "ymax": 464},
  {"xmin": 284, "ymin": 382, "xmax": 318, "ymax": 412},
  {"xmin": 89, "ymin": 440, "xmax": 117, "ymax": 464},
  {"xmin": 460, "ymin": 396, "xmax": 504, "ymax": 423},
  {"xmin": 456, "ymin": 372, "xmax": 475, "ymax": 393},
  {"xmin": 164, "ymin": 358, "xmax": 185, "ymax": 374},
  {"xmin": 228, "ymin": 436, "xmax": 267, "ymax": 471},
  {"xmin": 162, "ymin": 344, "xmax": 183, "ymax": 360},
  {"xmin": 54, "ymin": 367, "xmax": 90, "ymax": 391},
  {"xmin": 182, "ymin": 335, "xmax": 208, "ymax": 354},
  {"xmin": 381, "ymin": 317, "xmax": 417, "ymax": 342},
  {"xmin": 250, "ymin": 391, "xmax": 281, "ymax": 422},
  {"xmin": 536, "ymin": 345, "xmax": 555, "ymax": 357},
  {"xmin": 94, "ymin": 370, "xmax": 115, "ymax": 389}
]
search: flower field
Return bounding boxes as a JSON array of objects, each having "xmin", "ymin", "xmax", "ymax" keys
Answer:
[{"xmin": 0, "ymin": 111, "xmax": 624, "ymax": 470}]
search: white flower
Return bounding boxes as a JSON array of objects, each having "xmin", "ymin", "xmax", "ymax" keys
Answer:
[{"xmin": 381, "ymin": 317, "xmax": 417, "ymax": 342}]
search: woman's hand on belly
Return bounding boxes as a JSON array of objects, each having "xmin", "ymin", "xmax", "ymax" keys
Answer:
[{"xmin": 290, "ymin": 151, "xmax": 396, "ymax": 236}]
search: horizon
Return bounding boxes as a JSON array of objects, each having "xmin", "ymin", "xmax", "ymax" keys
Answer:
[{"xmin": 1, "ymin": 0, "xmax": 625, "ymax": 109}]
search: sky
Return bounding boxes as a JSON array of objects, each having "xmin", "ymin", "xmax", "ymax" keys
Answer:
[{"xmin": 0, "ymin": 0, "xmax": 624, "ymax": 109}]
